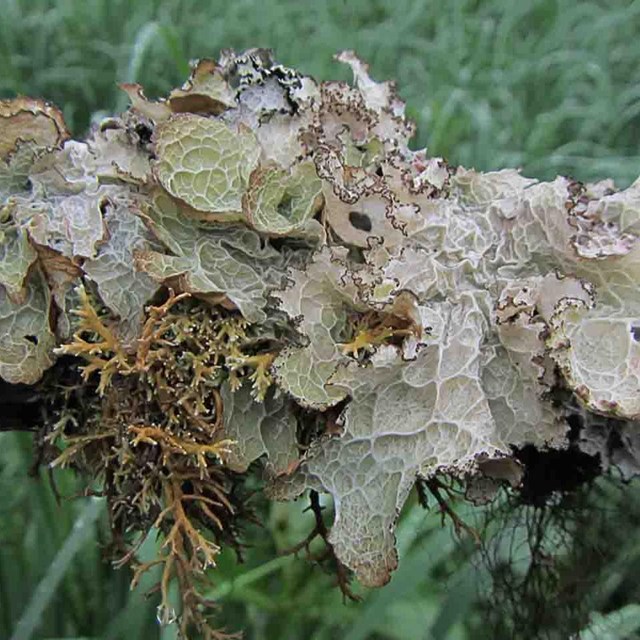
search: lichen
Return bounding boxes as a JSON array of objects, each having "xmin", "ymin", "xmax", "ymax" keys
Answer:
[{"xmin": 1, "ymin": 48, "xmax": 639, "ymax": 637}]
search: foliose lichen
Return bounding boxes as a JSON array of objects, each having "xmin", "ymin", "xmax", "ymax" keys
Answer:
[{"xmin": 1, "ymin": 48, "xmax": 639, "ymax": 638}]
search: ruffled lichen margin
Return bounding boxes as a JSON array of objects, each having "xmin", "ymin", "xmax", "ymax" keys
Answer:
[{"xmin": 1, "ymin": 49, "xmax": 639, "ymax": 637}]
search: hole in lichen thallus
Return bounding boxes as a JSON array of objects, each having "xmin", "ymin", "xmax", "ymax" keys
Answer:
[{"xmin": 348, "ymin": 210, "xmax": 372, "ymax": 232}]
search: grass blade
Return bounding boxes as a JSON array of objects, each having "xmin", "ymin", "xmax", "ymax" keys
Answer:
[{"xmin": 10, "ymin": 498, "xmax": 104, "ymax": 640}]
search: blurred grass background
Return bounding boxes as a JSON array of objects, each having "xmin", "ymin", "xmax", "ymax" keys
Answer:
[
  {"xmin": 4, "ymin": 0, "xmax": 640, "ymax": 185},
  {"xmin": 2, "ymin": 0, "xmax": 640, "ymax": 638}
]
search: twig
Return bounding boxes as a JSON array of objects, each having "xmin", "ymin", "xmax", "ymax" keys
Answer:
[
  {"xmin": 423, "ymin": 478, "xmax": 481, "ymax": 545},
  {"xmin": 280, "ymin": 490, "xmax": 360, "ymax": 602}
]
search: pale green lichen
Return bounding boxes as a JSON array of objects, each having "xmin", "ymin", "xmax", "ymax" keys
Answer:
[{"xmin": 154, "ymin": 113, "xmax": 261, "ymax": 215}]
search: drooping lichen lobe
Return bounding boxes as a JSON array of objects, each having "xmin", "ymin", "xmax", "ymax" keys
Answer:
[{"xmin": 1, "ymin": 49, "xmax": 639, "ymax": 636}]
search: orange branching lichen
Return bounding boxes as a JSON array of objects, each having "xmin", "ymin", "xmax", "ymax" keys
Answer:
[
  {"xmin": 135, "ymin": 289, "xmax": 191, "ymax": 370},
  {"xmin": 340, "ymin": 307, "xmax": 420, "ymax": 358},
  {"xmin": 129, "ymin": 470, "xmax": 241, "ymax": 640},
  {"xmin": 44, "ymin": 288, "xmax": 266, "ymax": 639},
  {"xmin": 57, "ymin": 285, "xmax": 133, "ymax": 394},
  {"xmin": 128, "ymin": 425, "xmax": 232, "ymax": 474},
  {"xmin": 340, "ymin": 325, "xmax": 395, "ymax": 358},
  {"xmin": 226, "ymin": 351, "xmax": 276, "ymax": 400}
]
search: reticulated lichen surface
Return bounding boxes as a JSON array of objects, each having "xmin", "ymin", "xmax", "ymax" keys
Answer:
[{"xmin": 1, "ymin": 49, "xmax": 639, "ymax": 636}]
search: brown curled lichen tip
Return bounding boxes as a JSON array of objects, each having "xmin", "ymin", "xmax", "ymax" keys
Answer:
[{"xmin": 0, "ymin": 97, "xmax": 69, "ymax": 159}]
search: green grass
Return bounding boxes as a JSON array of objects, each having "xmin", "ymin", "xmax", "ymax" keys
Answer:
[
  {"xmin": 0, "ymin": 433, "xmax": 162, "ymax": 640},
  {"xmin": 3, "ymin": 0, "xmax": 640, "ymax": 638},
  {"xmin": 2, "ymin": 0, "xmax": 640, "ymax": 184}
]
